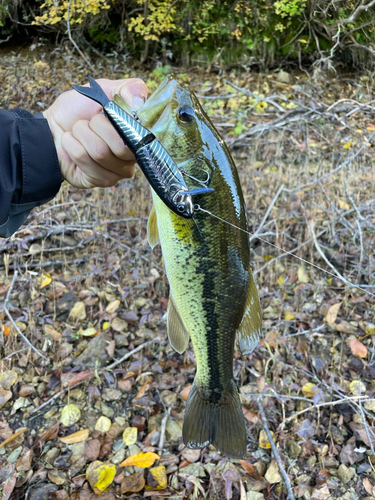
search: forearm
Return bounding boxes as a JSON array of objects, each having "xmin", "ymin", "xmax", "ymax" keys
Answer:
[{"xmin": 0, "ymin": 108, "xmax": 62, "ymax": 238}]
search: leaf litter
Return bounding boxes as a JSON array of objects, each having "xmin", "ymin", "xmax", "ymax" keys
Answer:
[{"xmin": 0, "ymin": 46, "xmax": 375, "ymax": 499}]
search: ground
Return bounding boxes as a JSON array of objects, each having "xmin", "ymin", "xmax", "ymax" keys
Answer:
[{"xmin": 0, "ymin": 46, "xmax": 375, "ymax": 500}]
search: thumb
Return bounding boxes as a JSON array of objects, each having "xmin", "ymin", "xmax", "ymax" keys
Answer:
[{"xmin": 97, "ymin": 78, "xmax": 148, "ymax": 111}]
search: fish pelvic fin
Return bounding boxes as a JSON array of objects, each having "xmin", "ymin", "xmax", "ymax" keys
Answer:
[
  {"xmin": 147, "ymin": 205, "xmax": 159, "ymax": 249},
  {"xmin": 183, "ymin": 382, "xmax": 246, "ymax": 459},
  {"xmin": 237, "ymin": 266, "xmax": 262, "ymax": 355},
  {"xmin": 167, "ymin": 297, "xmax": 190, "ymax": 353}
]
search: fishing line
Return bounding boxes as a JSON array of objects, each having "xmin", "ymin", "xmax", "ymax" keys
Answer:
[{"xmin": 194, "ymin": 204, "xmax": 375, "ymax": 298}]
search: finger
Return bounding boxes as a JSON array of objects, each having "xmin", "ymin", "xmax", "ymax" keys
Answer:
[
  {"xmin": 71, "ymin": 119, "xmax": 135, "ymax": 178},
  {"xmin": 89, "ymin": 113, "xmax": 134, "ymax": 161},
  {"xmin": 61, "ymin": 130, "xmax": 124, "ymax": 188},
  {"xmin": 97, "ymin": 78, "xmax": 148, "ymax": 110}
]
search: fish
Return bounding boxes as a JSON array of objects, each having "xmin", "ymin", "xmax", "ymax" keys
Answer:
[
  {"xmin": 72, "ymin": 77, "xmax": 213, "ymax": 218},
  {"xmin": 133, "ymin": 76, "xmax": 263, "ymax": 459}
]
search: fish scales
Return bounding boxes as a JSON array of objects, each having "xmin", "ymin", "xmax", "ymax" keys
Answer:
[{"xmin": 138, "ymin": 76, "xmax": 262, "ymax": 458}]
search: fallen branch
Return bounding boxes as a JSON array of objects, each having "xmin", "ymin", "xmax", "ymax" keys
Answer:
[
  {"xmin": 1, "ymin": 271, "xmax": 48, "ymax": 361},
  {"xmin": 258, "ymin": 398, "xmax": 296, "ymax": 500}
]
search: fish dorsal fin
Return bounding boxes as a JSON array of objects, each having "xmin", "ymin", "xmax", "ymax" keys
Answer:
[
  {"xmin": 167, "ymin": 297, "xmax": 190, "ymax": 353},
  {"xmin": 114, "ymin": 94, "xmax": 133, "ymax": 115},
  {"xmin": 237, "ymin": 267, "xmax": 262, "ymax": 355},
  {"xmin": 147, "ymin": 206, "xmax": 159, "ymax": 249}
]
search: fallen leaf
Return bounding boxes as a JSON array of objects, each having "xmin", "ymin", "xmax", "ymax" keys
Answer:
[
  {"xmin": 264, "ymin": 459, "xmax": 281, "ymax": 484},
  {"xmin": 259, "ymin": 429, "xmax": 275, "ymax": 449},
  {"xmin": 121, "ymin": 471, "xmax": 145, "ymax": 494},
  {"xmin": 302, "ymin": 383, "xmax": 319, "ymax": 397},
  {"xmin": 120, "ymin": 452, "xmax": 160, "ymax": 468},
  {"xmin": 3, "ymin": 325, "xmax": 11, "ymax": 337},
  {"xmin": 85, "ymin": 439, "xmax": 101, "ymax": 462},
  {"xmin": 284, "ymin": 310, "xmax": 296, "ymax": 321},
  {"xmin": 349, "ymin": 380, "xmax": 366, "ymax": 395},
  {"xmin": 298, "ymin": 266, "xmax": 309, "ymax": 283},
  {"xmin": 16, "ymin": 448, "xmax": 33, "ymax": 472},
  {"xmin": 343, "ymin": 140, "xmax": 352, "ymax": 149},
  {"xmin": 59, "ymin": 429, "xmax": 89, "ymax": 444},
  {"xmin": 363, "ymin": 477, "xmax": 374, "ymax": 496},
  {"xmin": 348, "ymin": 338, "xmax": 367, "ymax": 358},
  {"xmin": 106, "ymin": 299, "xmax": 121, "ymax": 313},
  {"xmin": 0, "ymin": 370, "xmax": 18, "ymax": 390},
  {"xmin": 338, "ymin": 199, "xmax": 350, "ymax": 210},
  {"xmin": 242, "ymin": 407, "xmax": 259, "ymax": 424},
  {"xmin": 80, "ymin": 327, "xmax": 97, "ymax": 337},
  {"xmin": 179, "ymin": 385, "xmax": 191, "ymax": 401},
  {"xmin": 123, "ymin": 427, "xmax": 138, "ymax": 446},
  {"xmin": 86, "ymin": 460, "xmax": 116, "ymax": 494},
  {"xmin": 38, "ymin": 272, "xmax": 52, "ymax": 289},
  {"xmin": 95, "ymin": 416, "xmax": 112, "ymax": 433},
  {"xmin": 311, "ymin": 484, "xmax": 331, "ymax": 499},
  {"xmin": 146, "ymin": 465, "xmax": 167, "ymax": 490},
  {"xmin": 326, "ymin": 302, "xmax": 341, "ymax": 325},
  {"xmin": 60, "ymin": 404, "xmax": 81, "ymax": 426},
  {"xmin": 0, "ymin": 428, "xmax": 28, "ymax": 449}
]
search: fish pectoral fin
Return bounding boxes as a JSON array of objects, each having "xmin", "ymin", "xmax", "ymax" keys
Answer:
[
  {"xmin": 167, "ymin": 297, "xmax": 190, "ymax": 354},
  {"xmin": 147, "ymin": 205, "xmax": 159, "ymax": 249},
  {"xmin": 237, "ymin": 266, "xmax": 262, "ymax": 355}
]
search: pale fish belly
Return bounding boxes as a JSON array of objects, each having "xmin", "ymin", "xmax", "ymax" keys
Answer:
[{"xmin": 152, "ymin": 193, "xmax": 211, "ymax": 386}]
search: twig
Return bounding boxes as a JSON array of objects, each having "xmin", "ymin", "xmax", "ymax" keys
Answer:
[
  {"xmin": 1, "ymin": 272, "xmax": 48, "ymax": 361},
  {"xmin": 105, "ymin": 340, "xmax": 154, "ymax": 370},
  {"xmin": 282, "ymin": 396, "xmax": 370, "ymax": 424},
  {"xmin": 66, "ymin": 0, "xmax": 95, "ymax": 71},
  {"xmin": 225, "ymin": 80, "xmax": 286, "ymax": 112},
  {"xmin": 158, "ymin": 408, "xmax": 170, "ymax": 452},
  {"xmin": 250, "ymin": 185, "xmax": 284, "ymax": 242},
  {"xmin": 258, "ymin": 398, "xmax": 296, "ymax": 500}
]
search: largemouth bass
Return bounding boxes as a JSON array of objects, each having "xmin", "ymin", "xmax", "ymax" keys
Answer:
[{"xmin": 134, "ymin": 76, "xmax": 262, "ymax": 458}]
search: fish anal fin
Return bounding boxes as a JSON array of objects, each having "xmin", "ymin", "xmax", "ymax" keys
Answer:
[
  {"xmin": 167, "ymin": 297, "xmax": 190, "ymax": 353},
  {"xmin": 237, "ymin": 267, "xmax": 262, "ymax": 355},
  {"xmin": 183, "ymin": 382, "xmax": 246, "ymax": 459},
  {"xmin": 147, "ymin": 205, "xmax": 159, "ymax": 249}
]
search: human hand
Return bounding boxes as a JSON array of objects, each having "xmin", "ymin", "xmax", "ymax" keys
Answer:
[{"xmin": 43, "ymin": 78, "xmax": 148, "ymax": 189}]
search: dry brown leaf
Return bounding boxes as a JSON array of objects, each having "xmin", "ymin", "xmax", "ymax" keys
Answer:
[
  {"xmin": 0, "ymin": 428, "xmax": 28, "ymax": 450},
  {"xmin": 363, "ymin": 477, "xmax": 374, "ymax": 496},
  {"xmin": 0, "ymin": 387, "xmax": 12, "ymax": 409},
  {"xmin": 38, "ymin": 422, "xmax": 59, "ymax": 444},
  {"xmin": 85, "ymin": 439, "xmax": 101, "ymax": 462},
  {"xmin": 179, "ymin": 384, "xmax": 191, "ymax": 401},
  {"xmin": 326, "ymin": 302, "xmax": 342, "ymax": 325},
  {"xmin": 59, "ymin": 429, "xmax": 89, "ymax": 444},
  {"xmin": 264, "ymin": 459, "xmax": 281, "ymax": 484},
  {"xmin": 348, "ymin": 338, "xmax": 367, "ymax": 358},
  {"xmin": 1, "ymin": 472, "xmax": 17, "ymax": 500},
  {"xmin": 106, "ymin": 299, "xmax": 120, "ymax": 313},
  {"xmin": 16, "ymin": 448, "xmax": 33, "ymax": 471},
  {"xmin": 121, "ymin": 471, "xmax": 145, "ymax": 494},
  {"xmin": 120, "ymin": 452, "xmax": 160, "ymax": 468}
]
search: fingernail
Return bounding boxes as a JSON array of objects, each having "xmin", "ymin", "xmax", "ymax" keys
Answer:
[{"xmin": 132, "ymin": 96, "xmax": 144, "ymax": 111}]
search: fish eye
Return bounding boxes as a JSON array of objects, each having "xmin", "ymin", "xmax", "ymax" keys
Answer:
[
  {"xmin": 178, "ymin": 105, "xmax": 195, "ymax": 123},
  {"xmin": 177, "ymin": 203, "xmax": 186, "ymax": 212}
]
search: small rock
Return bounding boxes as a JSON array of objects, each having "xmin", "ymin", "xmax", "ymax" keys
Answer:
[
  {"xmin": 101, "ymin": 403, "xmax": 115, "ymax": 419},
  {"xmin": 48, "ymin": 469, "xmax": 67, "ymax": 485},
  {"xmin": 28, "ymin": 483, "xmax": 59, "ymax": 500},
  {"xmin": 276, "ymin": 70, "xmax": 291, "ymax": 84},
  {"xmin": 337, "ymin": 464, "xmax": 355, "ymax": 484},
  {"xmin": 73, "ymin": 332, "xmax": 111, "ymax": 368},
  {"xmin": 111, "ymin": 449, "xmax": 126, "ymax": 465},
  {"xmin": 330, "ymin": 425, "xmax": 344, "ymax": 445},
  {"xmin": 112, "ymin": 317, "xmax": 128, "ymax": 332},
  {"xmin": 165, "ymin": 419, "xmax": 182, "ymax": 442},
  {"xmin": 122, "ymin": 310, "xmax": 139, "ymax": 324},
  {"xmin": 7, "ymin": 446, "xmax": 23, "ymax": 463},
  {"xmin": 103, "ymin": 389, "xmax": 122, "ymax": 401},
  {"xmin": 265, "ymin": 460, "xmax": 281, "ymax": 484}
]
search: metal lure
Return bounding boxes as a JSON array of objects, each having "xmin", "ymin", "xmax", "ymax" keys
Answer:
[{"xmin": 72, "ymin": 77, "xmax": 213, "ymax": 218}]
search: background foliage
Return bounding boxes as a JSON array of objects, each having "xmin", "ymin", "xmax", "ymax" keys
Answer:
[{"xmin": 1, "ymin": 0, "xmax": 375, "ymax": 70}]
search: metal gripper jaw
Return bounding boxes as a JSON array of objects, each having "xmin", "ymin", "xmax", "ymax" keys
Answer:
[{"xmin": 72, "ymin": 76, "xmax": 110, "ymax": 108}]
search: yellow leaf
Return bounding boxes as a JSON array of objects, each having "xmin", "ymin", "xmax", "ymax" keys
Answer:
[
  {"xmin": 102, "ymin": 321, "xmax": 110, "ymax": 331},
  {"xmin": 86, "ymin": 461, "xmax": 116, "ymax": 493},
  {"xmin": 284, "ymin": 310, "xmax": 295, "ymax": 321},
  {"xmin": 145, "ymin": 465, "xmax": 167, "ymax": 490},
  {"xmin": 38, "ymin": 273, "xmax": 52, "ymax": 289},
  {"xmin": 80, "ymin": 327, "xmax": 97, "ymax": 337},
  {"xmin": 326, "ymin": 302, "xmax": 342, "ymax": 326},
  {"xmin": 259, "ymin": 429, "xmax": 275, "ymax": 449},
  {"xmin": 343, "ymin": 140, "xmax": 352, "ymax": 149},
  {"xmin": 60, "ymin": 404, "xmax": 81, "ymax": 426},
  {"xmin": 297, "ymin": 38, "xmax": 308, "ymax": 43},
  {"xmin": 298, "ymin": 265, "xmax": 309, "ymax": 283},
  {"xmin": 350, "ymin": 380, "xmax": 366, "ymax": 395},
  {"xmin": 0, "ymin": 428, "xmax": 28, "ymax": 450},
  {"xmin": 95, "ymin": 416, "xmax": 112, "ymax": 433},
  {"xmin": 302, "ymin": 382, "xmax": 319, "ymax": 397},
  {"xmin": 123, "ymin": 427, "xmax": 138, "ymax": 446},
  {"xmin": 348, "ymin": 338, "xmax": 368, "ymax": 358},
  {"xmin": 367, "ymin": 126, "xmax": 375, "ymax": 131},
  {"xmin": 59, "ymin": 429, "xmax": 89, "ymax": 444},
  {"xmin": 338, "ymin": 199, "xmax": 350, "ymax": 210},
  {"xmin": 276, "ymin": 276, "xmax": 284, "ymax": 286},
  {"xmin": 0, "ymin": 370, "xmax": 18, "ymax": 390},
  {"xmin": 120, "ymin": 452, "xmax": 160, "ymax": 468}
]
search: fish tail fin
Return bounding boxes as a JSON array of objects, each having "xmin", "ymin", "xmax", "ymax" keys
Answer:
[{"xmin": 182, "ymin": 382, "xmax": 246, "ymax": 459}]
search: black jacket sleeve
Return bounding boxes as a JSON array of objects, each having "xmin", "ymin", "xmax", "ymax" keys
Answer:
[{"xmin": 0, "ymin": 108, "xmax": 62, "ymax": 238}]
